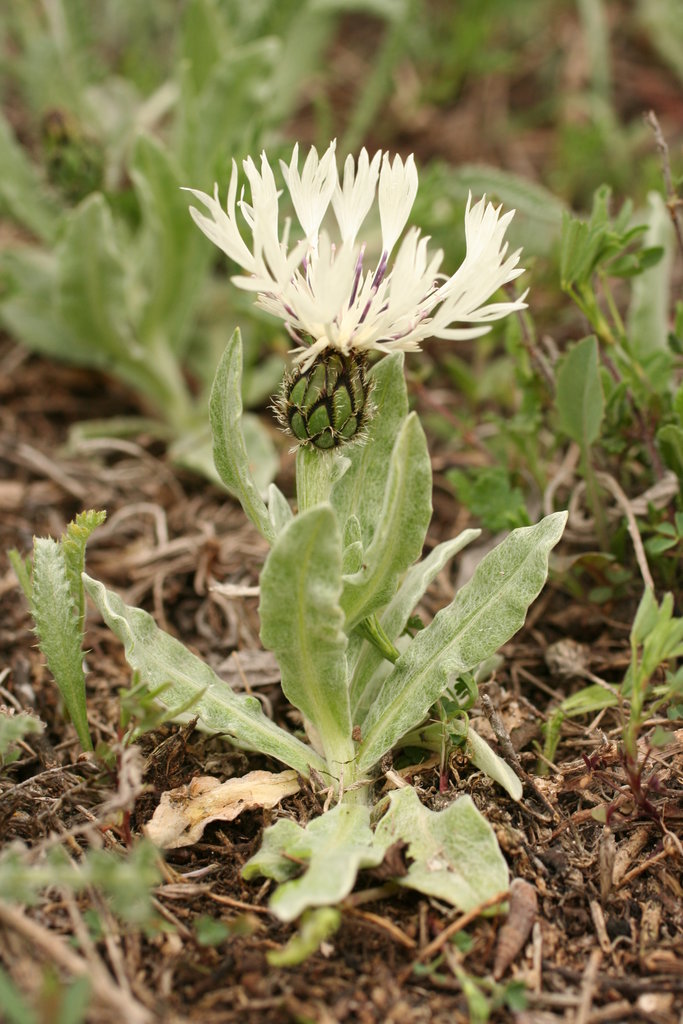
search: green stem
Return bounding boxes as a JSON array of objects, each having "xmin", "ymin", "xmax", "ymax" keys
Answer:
[
  {"xmin": 355, "ymin": 615, "xmax": 400, "ymax": 664},
  {"xmin": 599, "ymin": 273, "xmax": 627, "ymax": 342},
  {"xmin": 296, "ymin": 447, "xmax": 347, "ymax": 511}
]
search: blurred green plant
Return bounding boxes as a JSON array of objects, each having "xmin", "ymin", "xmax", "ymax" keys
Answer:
[
  {"xmin": 547, "ymin": 588, "xmax": 683, "ymax": 823},
  {"xmin": 414, "ymin": 954, "xmax": 527, "ymax": 1023},
  {"xmin": 432, "ymin": 179, "xmax": 681, "ymax": 600},
  {"xmin": 0, "ymin": 0, "xmax": 383, "ymax": 481},
  {"xmin": 554, "ymin": 185, "xmax": 681, "ymax": 587},
  {"xmin": 0, "ymin": 839, "xmax": 162, "ymax": 929},
  {"xmin": 0, "ymin": 966, "xmax": 90, "ymax": 1024},
  {"xmin": 0, "ymin": 709, "xmax": 44, "ymax": 769}
]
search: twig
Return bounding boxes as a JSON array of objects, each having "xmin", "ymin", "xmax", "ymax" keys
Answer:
[
  {"xmin": 417, "ymin": 889, "xmax": 508, "ymax": 962},
  {"xmin": 0, "ymin": 762, "xmax": 97, "ymax": 803},
  {"xmin": 645, "ymin": 110, "xmax": 683, "ymax": 259},
  {"xmin": 595, "ymin": 471, "xmax": 654, "ymax": 591},
  {"xmin": 344, "ymin": 906, "xmax": 417, "ymax": 949},
  {"xmin": 207, "ymin": 891, "xmax": 271, "ymax": 915},
  {"xmin": 616, "ymin": 839, "xmax": 679, "ymax": 888},
  {"xmin": 543, "ymin": 443, "xmax": 581, "ymax": 517},
  {"xmin": 576, "ymin": 949, "xmax": 603, "ymax": 1024},
  {"xmin": 479, "ymin": 694, "xmax": 522, "ymax": 772}
]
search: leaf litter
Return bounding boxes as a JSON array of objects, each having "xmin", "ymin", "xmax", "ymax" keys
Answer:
[{"xmin": 1, "ymin": 353, "xmax": 682, "ymax": 1023}]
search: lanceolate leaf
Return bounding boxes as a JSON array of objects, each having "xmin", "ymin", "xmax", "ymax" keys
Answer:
[
  {"xmin": 555, "ymin": 336, "xmax": 604, "ymax": 450},
  {"xmin": 341, "ymin": 413, "xmax": 432, "ymax": 630},
  {"xmin": 351, "ymin": 530, "xmax": 480, "ymax": 722},
  {"xmin": 356, "ymin": 512, "xmax": 567, "ymax": 774},
  {"xmin": 400, "ymin": 719, "xmax": 523, "ymax": 800},
  {"xmin": 0, "ymin": 109, "xmax": 60, "ymax": 243},
  {"xmin": 32, "ymin": 540, "xmax": 92, "ymax": 751},
  {"xmin": 209, "ymin": 328, "xmax": 275, "ymax": 544},
  {"xmin": 259, "ymin": 507, "xmax": 353, "ymax": 775},
  {"xmin": 130, "ymin": 134, "xmax": 210, "ymax": 355},
  {"xmin": 56, "ymin": 194, "xmax": 132, "ymax": 361},
  {"xmin": 331, "ymin": 353, "xmax": 409, "ymax": 548},
  {"xmin": 267, "ymin": 483, "xmax": 294, "ymax": 535},
  {"xmin": 83, "ymin": 575, "xmax": 324, "ymax": 778}
]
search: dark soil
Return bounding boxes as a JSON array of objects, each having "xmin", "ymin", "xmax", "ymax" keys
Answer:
[{"xmin": 1, "ymin": 347, "xmax": 681, "ymax": 1024}]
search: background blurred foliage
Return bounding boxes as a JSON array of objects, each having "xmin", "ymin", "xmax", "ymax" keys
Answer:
[{"xmin": 0, "ymin": 0, "xmax": 681, "ymax": 594}]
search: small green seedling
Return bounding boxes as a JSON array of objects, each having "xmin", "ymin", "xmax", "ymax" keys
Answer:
[{"xmin": 10, "ymin": 510, "xmax": 106, "ymax": 752}]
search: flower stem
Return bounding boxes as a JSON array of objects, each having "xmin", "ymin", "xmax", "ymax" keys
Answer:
[{"xmin": 296, "ymin": 447, "xmax": 348, "ymax": 511}]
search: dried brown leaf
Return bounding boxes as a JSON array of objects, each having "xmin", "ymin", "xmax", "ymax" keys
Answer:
[{"xmin": 145, "ymin": 770, "xmax": 300, "ymax": 849}]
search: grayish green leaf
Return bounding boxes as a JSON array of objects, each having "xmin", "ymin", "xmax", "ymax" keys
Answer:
[
  {"xmin": 331, "ymin": 353, "xmax": 409, "ymax": 547},
  {"xmin": 56, "ymin": 194, "xmax": 133, "ymax": 361},
  {"xmin": 243, "ymin": 803, "xmax": 387, "ymax": 922},
  {"xmin": 83, "ymin": 575, "xmax": 324, "ymax": 778},
  {"xmin": 341, "ymin": 413, "xmax": 432, "ymax": 630},
  {"xmin": 375, "ymin": 787, "xmax": 508, "ymax": 909},
  {"xmin": 464, "ymin": 726, "xmax": 523, "ymax": 800},
  {"xmin": 130, "ymin": 133, "xmax": 210, "ymax": 355},
  {"xmin": 169, "ymin": 413, "xmax": 278, "ymax": 494},
  {"xmin": 267, "ymin": 483, "xmax": 294, "ymax": 535},
  {"xmin": 8, "ymin": 550, "xmax": 32, "ymax": 602},
  {"xmin": 357, "ymin": 512, "xmax": 567, "ymax": 774},
  {"xmin": 342, "ymin": 515, "xmax": 363, "ymax": 575},
  {"xmin": 351, "ymin": 531, "xmax": 480, "ymax": 722},
  {"xmin": 0, "ymin": 110, "xmax": 59, "ymax": 243},
  {"xmin": 267, "ymin": 908, "xmax": 342, "ymax": 967},
  {"xmin": 60, "ymin": 510, "xmax": 106, "ymax": 634},
  {"xmin": 259, "ymin": 507, "xmax": 353, "ymax": 774},
  {"xmin": 209, "ymin": 329, "xmax": 275, "ymax": 544}
]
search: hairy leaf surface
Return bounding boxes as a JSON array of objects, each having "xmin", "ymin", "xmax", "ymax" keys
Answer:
[
  {"xmin": 341, "ymin": 413, "xmax": 432, "ymax": 629},
  {"xmin": 357, "ymin": 512, "xmax": 567, "ymax": 773},
  {"xmin": 259, "ymin": 506, "xmax": 352, "ymax": 773},
  {"xmin": 83, "ymin": 575, "xmax": 323, "ymax": 778},
  {"xmin": 209, "ymin": 328, "xmax": 275, "ymax": 544}
]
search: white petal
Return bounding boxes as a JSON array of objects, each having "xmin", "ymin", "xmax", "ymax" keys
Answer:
[
  {"xmin": 378, "ymin": 153, "xmax": 418, "ymax": 256},
  {"xmin": 183, "ymin": 166, "xmax": 255, "ymax": 271},
  {"xmin": 332, "ymin": 148, "xmax": 381, "ymax": 245},
  {"xmin": 280, "ymin": 141, "xmax": 338, "ymax": 242},
  {"xmin": 429, "ymin": 195, "xmax": 526, "ymax": 335}
]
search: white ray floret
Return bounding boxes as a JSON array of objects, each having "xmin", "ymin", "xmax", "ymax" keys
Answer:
[{"xmin": 185, "ymin": 142, "xmax": 527, "ymax": 369}]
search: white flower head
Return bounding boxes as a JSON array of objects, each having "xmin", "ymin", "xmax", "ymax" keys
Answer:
[{"xmin": 185, "ymin": 142, "xmax": 527, "ymax": 369}]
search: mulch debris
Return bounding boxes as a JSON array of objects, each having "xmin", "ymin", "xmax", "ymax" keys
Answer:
[{"xmin": 1, "ymin": 346, "xmax": 681, "ymax": 1023}]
